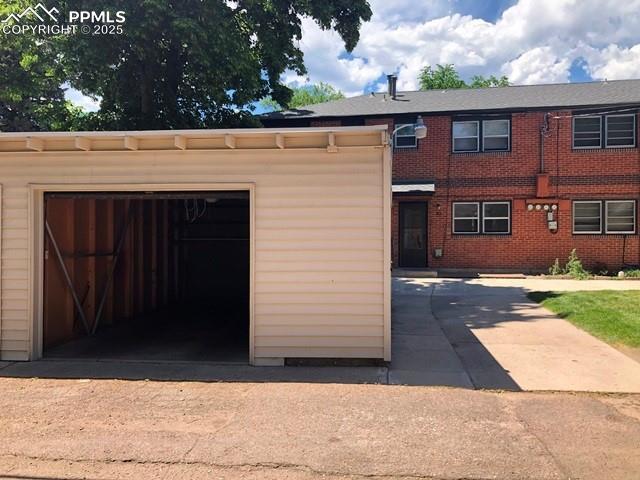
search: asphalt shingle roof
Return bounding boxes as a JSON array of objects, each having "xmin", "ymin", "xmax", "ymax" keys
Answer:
[{"xmin": 262, "ymin": 79, "xmax": 640, "ymax": 120}]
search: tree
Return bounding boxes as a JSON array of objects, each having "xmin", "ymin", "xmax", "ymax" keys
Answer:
[
  {"xmin": 0, "ymin": 1, "xmax": 73, "ymax": 131},
  {"xmin": 260, "ymin": 82, "xmax": 345, "ymax": 111},
  {"xmin": 418, "ymin": 64, "xmax": 466, "ymax": 90},
  {"xmin": 1, "ymin": 0, "xmax": 371, "ymax": 131},
  {"xmin": 58, "ymin": 0, "xmax": 371, "ymax": 130},
  {"xmin": 469, "ymin": 74, "xmax": 510, "ymax": 88},
  {"xmin": 418, "ymin": 64, "xmax": 510, "ymax": 90}
]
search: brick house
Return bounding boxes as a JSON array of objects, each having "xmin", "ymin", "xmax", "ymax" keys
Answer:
[{"xmin": 262, "ymin": 78, "xmax": 640, "ymax": 273}]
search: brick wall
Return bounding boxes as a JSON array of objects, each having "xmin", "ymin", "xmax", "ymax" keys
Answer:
[{"xmin": 380, "ymin": 111, "xmax": 639, "ymax": 271}]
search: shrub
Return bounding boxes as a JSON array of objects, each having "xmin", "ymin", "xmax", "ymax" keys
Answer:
[
  {"xmin": 547, "ymin": 249, "xmax": 592, "ymax": 279},
  {"xmin": 549, "ymin": 258, "xmax": 562, "ymax": 276},
  {"xmin": 622, "ymin": 269, "xmax": 640, "ymax": 278},
  {"xmin": 565, "ymin": 249, "xmax": 591, "ymax": 280}
]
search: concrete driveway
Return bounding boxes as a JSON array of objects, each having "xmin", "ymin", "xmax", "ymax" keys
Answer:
[{"xmin": 393, "ymin": 277, "xmax": 640, "ymax": 392}]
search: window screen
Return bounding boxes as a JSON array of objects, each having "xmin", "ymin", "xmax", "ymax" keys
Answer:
[
  {"xmin": 395, "ymin": 124, "xmax": 417, "ymax": 148},
  {"xmin": 483, "ymin": 202, "xmax": 510, "ymax": 233},
  {"xmin": 573, "ymin": 117, "xmax": 602, "ymax": 148},
  {"xmin": 452, "ymin": 122, "xmax": 479, "ymax": 152},
  {"xmin": 482, "ymin": 120, "xmax": 510, "ymax": 151},
  {"xmin": 606, "ymin": 115, "xmax": 635, "ymax": 147},
  {"xmin": 573, "ymin": 201, "xmax": 602, "ymax": 233},
  {"xmin": 453, "ymin": 202, "xmax": 480, "ymax": 233},
  {"xmin": 605, "ymin": 200, "xmax": 636, "ymax": 233}
]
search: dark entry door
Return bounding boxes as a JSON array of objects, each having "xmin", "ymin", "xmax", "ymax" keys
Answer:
[{"xmin": 399, "ymin": 202, "xmax": 427, "ymax": 268}]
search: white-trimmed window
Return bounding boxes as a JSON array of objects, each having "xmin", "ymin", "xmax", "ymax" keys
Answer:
[
  {"xmin": 452, "ymin": 202, "xmax": 480, "ymax": 233},
  {"xmin": 605, "ymin": 200, "xmax": 636, "ymax": 233},
  {"xmin": 573, "ymin": 201, "xmax": 602, "ymax": 234},
  {"xmin": 482, "ymin": 119, "xmax": 510, "ymax": 151},
  {"xmin": 483, "ymin": 202, "xmax": 510, "ymax": 234},
  {"xmin": 573, "ymin": 116, "xmax": 602, "ymax": 148},
  {"xmin": 395, "ymin": 124, "xmax": 417, "ymax": 148},
  {"xmin": 452, "ymin": 121, "xmax": 479, "ymax": 152},
  {"xmin": 605, "ymin": 115, "xmax": 636, "ymax": 148}
]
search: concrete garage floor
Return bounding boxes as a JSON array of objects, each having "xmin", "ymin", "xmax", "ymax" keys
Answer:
[{"xmin": 45, "ymin": 309, "xmax": 249, "ymax": 364}]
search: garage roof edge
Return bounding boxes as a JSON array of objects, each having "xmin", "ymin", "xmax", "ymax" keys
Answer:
[{"xmin": 0, "ymin": 126, "xmax": 388, "ymax": 153}]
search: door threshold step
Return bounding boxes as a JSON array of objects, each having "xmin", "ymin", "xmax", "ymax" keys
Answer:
[{"xmin": 392, "ymin": 269, "xmax": 437, "ymax": 278}]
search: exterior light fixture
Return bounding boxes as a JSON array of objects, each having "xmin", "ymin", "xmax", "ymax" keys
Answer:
[
  {"xmin": 551, "ymin": 204, "xmax": 558, "ymax": 211},
  {"xmin": 527, "ymin": 204, "xmax": 534, "ymax": 211},
  {"xmin": 414, "ymin": 116, "xmax": 427, "ymax": 139},
  {"xmin": 535, "ymin": 204, "xmax": 542, "ymax": 211},
  {"xmin": 391, "ymin": 115, "xmax": 427, "ymax": 142},
  {"xmin": 543, "ymin": 204, "xmax": 550, "ymax": 211}
]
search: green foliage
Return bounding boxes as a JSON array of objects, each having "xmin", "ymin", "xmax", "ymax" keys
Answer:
[
  {"xmin": 260, "ymin": 82, "xmax": 345, "ymax": 111},
  {"xmin": 418, "ymin": 64, "xmax": 466, "ymax": 90},
  {"xmin": 528, "ymin": 290, "xmax": 640, "ymax": 347},
  {"xmin": 0, "ymin": 1, "xmax": 70, "ymax": 131},
  {"xmin": 548, "ymin": 249, "xmax": 592, "ymax": 279},
  {"xmin": 549, "ymin": 258, "xmax": 563, "ymax": 276},
  {"xmin": 418, "ymin": 64, "xmax": 510, "ymax": 91},
  {"xmin": 1, "ymin": 0, "xmax": 371, "ymax": 131},
  {"xmin": 565, "ymin": 249, "xmax": 591, "ymax": 279},
  {"xmin": 622, "ymin": 269, "xmax": 640, "ymax": 278},
  {"xmin": 469, "ymin": 74, "xmax": 510, "ymax": 88}
]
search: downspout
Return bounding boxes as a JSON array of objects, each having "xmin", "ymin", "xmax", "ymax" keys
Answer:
[
  {"xmin": 539, "ymin": 112, "xmax": 550, "ymax": 174},
  {"xmin": 535, "ymin": 113, "xmax": 552, "ymax": 200}
]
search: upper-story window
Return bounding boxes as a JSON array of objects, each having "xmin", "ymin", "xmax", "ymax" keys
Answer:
[
  {"xmin": 483, "ymin": 120, "xmax": 510, "ymax": 151},
  {"xmin": 573, "ymin": 116, "xmax": 601, "ymax": 148},
  {"xmin": 452, "ymin": 118, "xmax": 510, "ymax": 153},
  {"xmin": 573, "ymin": 113, "xmax": 636, "ymax": 149},
  {"xmin": 606, "ymin": 115, "xmax": 636, "ymax": 147},
  {"xmin": 394, "ymin": 124, "xmax": 417, "ymax": 148},
  {"xmin": 452, "ymin": 121, "xmax": 479, "ymax": 152}
]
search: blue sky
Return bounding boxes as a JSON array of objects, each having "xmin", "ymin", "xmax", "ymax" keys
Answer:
[
  {"xmin": 281, "ymin": 0, "xmax": 640, "ymax": 97},
  {"xmin": 68, "ymin": 0, "xmax": 640, "ymax": 111},
  {"xmin": 452, "ymin": 0, "xmax": 517, "ymax": 22}
]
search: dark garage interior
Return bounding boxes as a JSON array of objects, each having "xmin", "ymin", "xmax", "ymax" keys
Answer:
[{"xmin": 42, "ymin": 191, "xmax": 250, "ymax": 363}]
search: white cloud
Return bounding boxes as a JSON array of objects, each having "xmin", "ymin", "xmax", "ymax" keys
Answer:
[
  {"xmin": 286, "ymin": 0, "xmax": 640, "ymax": 95},
  {"xmin": 583, "ymin": 44, "xmax": 640, "ymax": 79},
  {"xmin": 502, "ymin": 47, "xmax": 571, "ymax": 84},
  {"xmin": 64, "ymin": 85, "xmax": 101, "ymax": 112},
  {"xmin": 283, "ymin": 17, "xmax": 382, "ymax": 97}
]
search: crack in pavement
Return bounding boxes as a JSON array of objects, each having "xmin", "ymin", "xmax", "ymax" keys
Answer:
[
  {"xmin": 0, "ymin": 453, "xmax": 559, "ymax": 480},
  {"xmin": 502, "ymin": 401, "xmax": 571, "ymax": 480}
]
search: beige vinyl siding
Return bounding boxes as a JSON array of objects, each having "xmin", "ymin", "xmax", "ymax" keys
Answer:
[{"xmin": 0, "ymin": 130, "xmax": 388, "ymax": 362}]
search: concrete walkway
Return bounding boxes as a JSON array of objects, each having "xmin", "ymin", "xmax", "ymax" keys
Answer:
[
  {"xmin": 390, "ymin": 279, "xmax": 473, "ymax": 387},
  {"xmin": 399, "ymin": 277, "xmax": 640, "ymax": 392}
]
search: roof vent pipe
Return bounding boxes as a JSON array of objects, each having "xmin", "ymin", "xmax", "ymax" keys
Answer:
[{"xmin": 387, "ymin": 74, "xmax": 397, "ymax": 99}]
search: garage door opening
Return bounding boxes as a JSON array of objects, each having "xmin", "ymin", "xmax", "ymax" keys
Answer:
[{"xmin": 41, "ymin": 191, "xmax": 250, "ymax": 363}]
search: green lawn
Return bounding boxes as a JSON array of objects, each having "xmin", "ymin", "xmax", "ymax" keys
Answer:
[{"xmin": 528, "ymin": 290, "xmax": 640, "ymax": 348}]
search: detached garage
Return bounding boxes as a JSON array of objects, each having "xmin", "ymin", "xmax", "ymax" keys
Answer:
[{"xmin": 0, "ymin": 126, "xmax": 391, "ymax": 365}]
